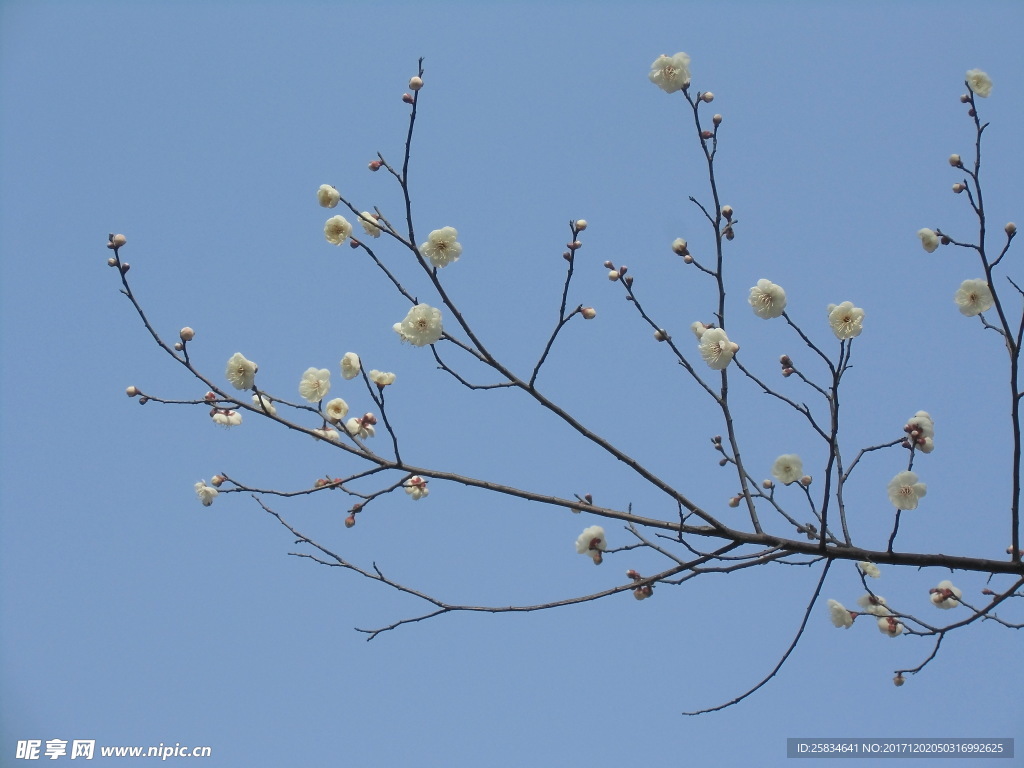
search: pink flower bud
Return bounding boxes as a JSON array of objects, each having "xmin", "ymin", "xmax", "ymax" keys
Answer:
[
  {"xmin": 349, "ymin": 238, "xmax": 360, "ymax": 248},
  {"xmin": 125, "ymin": 386, "xmax": 139, "ymax": 397},
  {"xmin": 138, "ymin": 396, "xmax": 149, "ymax": 404},
  {"xmin": 362, "ymin": 412, "xmax": 377, "ymax": 425},
  {"xmin": 204, "ymin": 392, "xmax": 217, "ymax": 401},
  {"xmin": 960, "ymin": 94, "xmax": 969, "ymax": 103},
  {"xmin": 409, "ymin": 76, "xmax": 423, "ymax": 91},
  {"xmin": 603, "ymin": 260, "xmax": 615, "ymax": 269},
  {"xmin": 344, "ymin": 515, "xmax": 356, "ymax": 528},
  {"xmin": 402, "ymin": 93, "xmax": 414, "ymax": 104},
  {"xmin": 179, "ymin": 327, "xmax": 195, "ymax": 342},
  {"xmin": 700, "ymin": 130, "xmax": 713, "ymax": 139},
  {"xmin": 618, "ymin": 265, "xmax": 628, "ymax": 276},
  {"xmin": 568, "ymin": 240, "xmax": 582, "ymax": 250},
  {"xmin": 581, "ymin": 307, "xmax": 597, "ymax": 320},
  {"xmin": 368, "ymin": 160, "xmax": 382, "ymax": 171},
  {"xmin": 563, "ymin": 252, "xmax": 572, "ymax": 261}
]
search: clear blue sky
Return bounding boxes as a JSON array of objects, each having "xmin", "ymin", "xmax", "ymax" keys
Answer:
[{"xmin": 2, "ymin": 1, "xmax": 1023, "ymax": 766}]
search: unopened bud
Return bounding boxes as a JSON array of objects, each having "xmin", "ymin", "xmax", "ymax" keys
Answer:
[
  {"xmin": 584, "ymin": 493, "xmax": 593, "ymax": 504},
  {"xmin": 125, "ymin": 386, "xmax": 139, "ymax": 397},
  {"xmin": 728, "ymin": 496, "xmax": 741, "ymax": 508},
  {"xmin": 721, "ymin": 205, "xmax": 733, "ymax": 220},
  {"xmin": 344, "ymin": 515, "xmax": 356, "ymax": 528},
  {"xmin": 941, "ymin": 235, "xmax": 951, "ymax": 245},
  {"xmin": 626, "ymin": 569, "xmax": 641, "ymax": 580},
  {"xmin": 603, "ymin": 260, "xmax": 615, "ymax": 269},
  {"xmin": 780, "ymin": 354, "xmax": 792, "ymax": 366},
  {"xmin": 724, "ymin": 227, "xmax": 735, "ymax": 241},
  {"xmin": 563, "ymin": 251, "xmax": 572, "ymax": 261},
  {"xmin": 952, "ymin": 183, "xmax": 965, "ymax": 193},
  {"xmin": 179, "ymin": 327, "xmax": 195, "ymax": 342},
  {"xmin": 108, "ymin": 234, "xmax": 127, "ymax": 249},
  {"xmin": 800, "ymin": 475, "xmax": 813, "ymax": 487},
  {"xmin": 893, "ymin": 674, "xmax": 905, "ymax": 687},
  {"xmin": 120, "ymin": 263, "xmax": 131, "ymax": 273},
  {"xmin": 672, "ymin": 237, "xmax": 688, "ymax": 255},
  {"xmin": 349, "ymin": 238, "xmax": 360, "ymax": 249},
  {"xmin": 362, "ymin": 412, "xmax": 377, "ymax": 425},
  {"xmin": 719, "ymin": 458, "xmax": 728, "ymax": 467},
  {"xmin": 633, "ymin": 588, "xmax": 647, "ymax": 600},
  {"xmin": 782, "ymin": 368, "xmax": 794, "ymax": 377},
  {"xmin": 138, "ymin": 396, "xmax": 149, "ymax": 405},
  {"xmin": 701, "ymin": 130, "xmax": 713, "ymax": 140},
  {"xmin": 712, "ymin": 113, "xmax": 722, "ymax": 125},
  {"xmin": 107, "ymin": 257, "xmax": 117, "ymax": 267},
  {"xmin": 960, "ymin": 94, "xmax": 969, "ymax": 103},
  {"xmin": 204, "ymin": 392, "xmax": 217, "ymax": 401},
  {"xmin": 948, "ymin": 154, "xmax": 962, "ymax": 167},
  {"xmin": 623, "ymin": 275, "xmax": 633, "ymax": 287},
  {"xmin": 568, "ymin": 240, "xmax": 582, "ymax": 250},
  {"xmin": 608, "ymin": 270, "xmax": 619, "ymax": 281},
  {"xmin": 1006, "ymin": 222, "xmax": 1017, "ymax": 236},
  {"xmin": 174, "ymin": 342, "xmax": 184, "ymax": 351},
  {"xmin": 653, "ymin": 329, "xmax": 668, "ymax": 341},
  {"xmin": 618, "ymin": 265, "xmax": 628, "ymax": 276},
  {"xmin": 402, "ymin": 93, "xmax": 414, "ymax": 104},
  {"xmin": 683, "ymin": 254, "xmax": 693, "ymax": 263},
  {"xmin": 591, "ymin": 552, "xmax": 603, "ymax": 565},
  {"xmin": 968, "ymin": 108, "xmax": 976, "ymax": 117},
  {"xmin": 575, "ymin": 219, "xmax": 588, "ymax": 231},
  {"xmin": 211, "ymin": 475, "xmax": 225, "ymax": 487},
  {"xmin": 701, "ymin": 91, "xmax": 714, "ymax": 103},
  {"xmin": 368, "ymin": 160, "xmax": 382, "ymax": 171},
  {"xmin": 581, "ymin": 307, "xmax": 597, "ymax": 320},
  {"xmin": 409, "ymin": 76, "xmax": 423, "ymax": 91},
  {"xmin": 762, "ymin": 479, "xmax": 774, "ymax": 489}
]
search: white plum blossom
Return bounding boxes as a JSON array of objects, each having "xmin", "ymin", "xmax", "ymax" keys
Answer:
[
  {"xmin": 369, "ymin": 370, "xmax": 396, "ymax": 387},
  {"xmin": 930, "ymin": 580, "xmax": 962, "ymax": 609},
  {"xmin": 325, "ymin": 398, "xmax": 349, "ymax": 424},
  {"xmin": 648, "ymin": 52, "xmax": 691, "ymax": 93},
  {"xmin": 299, "ymin": 367, "xmax": 331, "ymax": 402},
  {"xmin": 252, "ymin": 394, "xmax": 277, "ymax": 416},
  {"xmin": 917, "ymin": 228, "xmax": 940, "ymax": 253},
  {"xmin": 827, "ymin": 599, "xmax": 854, "ymax": 628},
  {"xmin": 690, "ymin": 321, "xmax": 708, "ymax": 339},
  {"xmin": 421, "ymin": 226, "xmax": 462, "ymax": 268},
  {"xmin": 312, "ymin": 427, "xmax": 340, "ymax": 442},
  {"xmin": 858, "ymin": 562, "xmax": 881, "ymax": 579},
  {"xmin": 771, "ymin": 454, "xmax": 803, "ymax": 486},
  {"xmin": 345, "ymin": 417, "xmax": 375, "ymax": 439},
  {"xmin": 966, "ymin": 68, "xmax": 993, "ymax": 98},
  {"xmin": 394, "ymin": 304, "xmax": 443, "ymax": 347},
  {"xmin": 195, "ymin": 480, "xmax": 219, "ymax": 507},
  {"xmin": 340, "ymin": 352, "xmax": 361, "ymax": 380},
  {"xmin": 954, "ymin": 278, "xmax": 994, "ymax": 317},
  {"xmin": 358, "ymin": 212, "xmax": 383, "ymax": 238},
  {"xmin": 211, "ymin": 409, "xmax": 242, "ymax": 427},
  {"xmin": 404, "ymin": 476, "xmax": 429, "ymax": 500},
  {"xmin": 827, "ymin": 302, "xmax": 864, "ymax": 340},
  {"xmin": 576, "ymin": 525, "xmax": 607, "ymax": 564},
  {"xmin": 748, "ymin": 279, "xmax": 787, "ymax": 319},
  {"xmin": 324, "ymin": 215, "xmax": 352, "ymax": 245},
  {"xmin": 857, "ymin": 593, "xmax": 890, "ymax": 616},
  {"xmin": 698, "ymin": 327, "xmax": 737, "ymax": 370},
  {"xmin": 906, "ymin": 410, "xmax": 935, "ymax": 453},
  {"xmin": 887, "ymin": 471, "xmax": 927, "ymax": 510},
  {"xmin": 225, "ymin": 352, "xmax": 258, "ymax": 390},
  {"xmin": 317, "ymin": 184, "xmax": 340, "ymax": 208},
  {"xmin": 877, "ymin": 615, "xmax": 904, "ymax": 637}
]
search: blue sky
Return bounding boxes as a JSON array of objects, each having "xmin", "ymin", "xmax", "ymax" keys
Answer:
[{"xmin": 2, "ymin": 1, "xmax": 1023, "ymax": 766}]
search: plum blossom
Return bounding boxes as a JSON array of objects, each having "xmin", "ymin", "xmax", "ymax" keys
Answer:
[
  {"xmin": 698, "ymin": 327, "xmax": 737, "ymax": 370},
  {"xmin": 858, "ymin": 562, "xmax": 881, "ymax": 579},
  {"xmin": 369, "ymin": 370, "xmax": 396, "ymax": 387},
  {"xmin": 917, "ymin": 228, "xmax": 940, "ymax": 253},
  {"xmin": 748, "ymin": 279, "xmax": 787, "ymax": 319},
  {"xmin": 394, "ymin": 304, "xmax": 443, "ymax": 347},
  {"xmin": 929, "ymin": 580, "xmax": 962, "ymax": 609},
  {"xmin": 648, "ymin": 52, "xmax": 691, "ymax": 93},
  {"xmin": 195, "ymin": 480, "xmax": 219, "ymax": 507},
  {"xmin": 857, "ymin": 593, "xmax": 889, "ymax": 616},
  {"xmin": 887, "ymin": 471, "xmax": 927, "ymax": 510},
  {"xmin": 954, "ymin": 278, "xmax": 994, "ymax": 317},
  {"xmin": 340, "ymin": 352, "xmax": 361, "ymax": 380},
  {"xmin": 404, "ymin": 476, "xmax": 429, "ymax": 500},
  {"xmin": 827, "ymin": 302, "xmax": 864, "ymax": 340},
  {"xmin": 421, "ymin": 226, "xmax": 462, "ymax": 268},
  {"xmin": 358, "ymin": 212, "xmax": 382, "ymax": 238},
  {"xmin": 771, "ymin": 454, "xmax": 803, "ymax": 486},
  {"xmin": 299, "ymin": 367, "xmax": 331, "ymax": 402},
  {"xmin": 966, "ymin": 68, "xmax": 992, "ymax": 98},
  {"xmin": 211, "ymin": 409, "xmax": 242, "ymax": 427},
  {"xmin": 225, "ymin": 352, "xmax": 258, "ymax": 390},
  {"xmin": 827, "ymin": 599, "xmax": 854, "ymax": 628},
  {"xmin": 576, "ymin": 525, "xmax": 607, "ymax": 564},
  {"xmin": 317, "ymin": 184, "xmax": 340, "ymax": 208},
  {"xmin": 324, "ymin": 215, "xmax": 352, "ymax": 245},
  {"xmin": 877, "ymin": 615, "xmax": 904, "ymax": 637},
  {"xmin": 325, "ymin": 397, "xmax": 349, "ymax": 424},
  {"xmin": 905, "ymin": 411, "xmax": 935, "ymax": 453},
  {"xmin": 252, "ymin": 394, "xmax": 277, "ymax": 416},
  {"xmin": 345, "ymin": 417, "xmax": 375, "ymax": 439}
]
